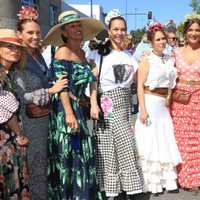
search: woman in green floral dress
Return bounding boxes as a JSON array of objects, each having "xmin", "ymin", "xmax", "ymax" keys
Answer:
[{"xmin": 44, "ymin": 10, "xmax": 105, "ymax": 199}]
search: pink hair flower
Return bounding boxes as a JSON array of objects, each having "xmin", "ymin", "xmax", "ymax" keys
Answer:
[{"xmin": 17, "ymin": 6, "xmax": 39, "ymax": 21}]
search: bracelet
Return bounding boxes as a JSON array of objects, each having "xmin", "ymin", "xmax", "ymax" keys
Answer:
[{"xmin": 15, "ymin": 131, "xmax": 24, "ymax": 139}]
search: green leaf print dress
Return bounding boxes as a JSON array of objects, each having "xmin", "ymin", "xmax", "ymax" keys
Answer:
[{"xmin": 47, "ymin": 60, "xmax": 102, "ymax": 200}]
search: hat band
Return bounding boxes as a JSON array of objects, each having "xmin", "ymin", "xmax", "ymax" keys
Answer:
[
  {"xmin": 0, "ymin": 37, "xmax": 22, "ymax": 44},
  {"xmin": 59, "ymin": 14, "xmax": 80, "ymax": 23}
]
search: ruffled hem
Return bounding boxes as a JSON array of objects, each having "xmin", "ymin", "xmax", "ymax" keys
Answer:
[
  {"xmin": 140, "ymin": 159, "xmax": 178, "ymax": 193},
  {"xmin": 135, "ymin": 118, "xmax": 182, "ymax": 166},
  {"xmin": 99, "ymin": 170, "xmax": 143, "ymax": 194}
]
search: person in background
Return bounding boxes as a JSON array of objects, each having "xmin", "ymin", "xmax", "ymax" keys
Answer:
[
  {"xmin": 89, "ymin": 9, "xmax": 143, "ymax": 200},
  {"xmin": 135, "ymin": 20, "xmax": 182, "ymax": 194},
  {"xmin": 133, "ymin": 33, "xmax": 151, "ymax": 62},
  {"xmin": 11, "ymin": 6, "xmax": 68, "ymax": 200},
  {"xmin": 164, "ymin": 31, "xmax": 178, "ymax": 55},
  {"xmin": 0, "ymin": 29, "xmax": 29, "ymax": 199},
  {"xmin": 170, "ymin": 13, "xmax": 200, "ymax": 195},
  {"xmin": 43, "ymin": 10, "xmax": 105, "ymax": 199}
]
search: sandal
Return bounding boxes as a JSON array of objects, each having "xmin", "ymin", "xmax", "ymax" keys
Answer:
[
  {"xmin": 188, "ymin": 187, "xmax": 199, "ymax": 196},
  {"xmin": 15, "ymin": 134, "xmax": 29, "ymax": 147}
]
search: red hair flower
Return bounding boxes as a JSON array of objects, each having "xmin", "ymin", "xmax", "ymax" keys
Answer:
[{"xmin": 148, "ymin": 20, "xmax": 163, "ymax": 32}]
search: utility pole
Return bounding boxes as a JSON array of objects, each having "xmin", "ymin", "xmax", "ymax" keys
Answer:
[{"xmin": 90, "ymin": 0, "xmax": 93, "ymax": 18}]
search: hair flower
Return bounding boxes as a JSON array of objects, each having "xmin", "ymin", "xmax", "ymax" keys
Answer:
[
  {"xmin": 182, "ymin": 12, "xmax": 200, "ymax": 24},
  {"xmin": 148, "ymin": 20, "xmax": 163, "ymax": 32},
  {"xmin": 105, "ymin": 9, "xmax": 121, "ymax": 26},
  {"xmin": 100, "ymin": 96, "xmax": 113, "ymax": 118},
  {"xmin": 17, "ymin": 6, "xmax": 39, "ymax": 21}
]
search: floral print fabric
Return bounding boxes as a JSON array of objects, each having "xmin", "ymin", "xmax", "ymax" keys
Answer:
[
  {"xmin": 0, "ymin": 64, "xmax": 30, "ymax": 199},
  {"xmin": 47, "ymin": 60, "xmax": 102, "ymax": 200}
]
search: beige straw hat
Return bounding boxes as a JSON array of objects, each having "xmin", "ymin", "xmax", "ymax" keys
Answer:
[
  {"xmin": 43, "ymin": 10, "xmax": 105, "ymax": 46},
  {"xmin": 0, "ymin": 29, "xmax": 25, "ymax": 48}
]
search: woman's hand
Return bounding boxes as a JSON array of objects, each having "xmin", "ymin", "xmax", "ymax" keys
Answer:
[
  {"xmin": 90, "ymin": 103, "xmax": 100, "ymax": 119},
  {"xmin": 65, "ymin": 113, "xmax": 78, "ymax": 132},
  {"xmin": 140, "ymin": 110, "xmax": 149, "ymax": 124},
  {"xmin": 49, "ymin": 75, "xmax": 68, "ymax": 94}
]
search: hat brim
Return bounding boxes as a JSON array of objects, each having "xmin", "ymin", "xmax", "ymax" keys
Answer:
[
  {"xmin": 0, "ymin": 40, "xmax": 27, "ymax": 50},
  {"xmin": 43, "ymin": 18, "xmax": 105, "ymax": 46}
]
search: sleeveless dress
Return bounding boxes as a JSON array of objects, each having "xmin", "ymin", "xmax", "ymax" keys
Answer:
[
  {"xmin": 135, "ymin": 52, "xmax": 182, "ymax": 193},
  {"xmin": 170, "ymin": 48, "xmax": 200, "ymax": 189},
  {"xmin": 0, "ymin": 64, "xmax": 30, "ymax": 199},
  {"xmin": 47, "ymin": 60, "xmax": 102, "ymax": 200}
]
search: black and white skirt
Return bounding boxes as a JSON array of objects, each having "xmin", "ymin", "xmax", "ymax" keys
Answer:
[{"xmin": 95, "ymin": 87, "xmax": 143, "ymax": 197}]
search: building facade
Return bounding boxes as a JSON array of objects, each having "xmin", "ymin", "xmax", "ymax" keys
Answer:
[{"xmin": 0, "ymin": 0, "xmax": 61, "ymax": 36}]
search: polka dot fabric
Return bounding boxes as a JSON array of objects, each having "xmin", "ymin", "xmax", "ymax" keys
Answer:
[
  {"xmin": 0, "ymin": 90, "xmax": 19, "ymax": 124},
  {"xmin": 170, "ymin": 47, "xmax": 200, "ymax": 189}
]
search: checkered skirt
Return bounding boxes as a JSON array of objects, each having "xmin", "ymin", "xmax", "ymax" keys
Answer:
[{"xmin": 94, "ymin": 87, "xmax": 143, "ymax": 194}]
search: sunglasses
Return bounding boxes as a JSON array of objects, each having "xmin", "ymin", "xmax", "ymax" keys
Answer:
[{"xmin": 168, "ymin": 37, "xmax": 177, "ymax": 41}]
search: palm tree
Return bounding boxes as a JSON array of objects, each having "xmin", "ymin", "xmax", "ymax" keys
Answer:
[{"xmin": 189, "ymin": 0, "xmax": 200, "ymax": 12}]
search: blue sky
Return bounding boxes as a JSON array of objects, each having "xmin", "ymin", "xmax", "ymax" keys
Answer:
[{"xmin": 66, "ymin": 0, "xmax": 193, "ymax": 31}]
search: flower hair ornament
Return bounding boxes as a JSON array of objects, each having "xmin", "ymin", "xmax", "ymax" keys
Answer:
[
  {"xmin": 182, "ymin": 12, "xmax": 200, "ymax": 24},
  {"xmin": 17, "ymin": 6, "xmax": 39, "ymax": 21},
  {"xmin": 148, "ymin": 20, "xmax": 164, "ymax": 32},
  {"xmin": 105, "ymin": 9, "xmax": 121, "ymax": 26}
]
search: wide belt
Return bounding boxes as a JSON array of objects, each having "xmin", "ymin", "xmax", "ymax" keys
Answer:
[
  {"xmin": 144, "ymin": 87, "xmax": 168, "ymax": 98},
  {"xmin": 179, "ymin": 79, "xmax": 200, "ymax": 86}
]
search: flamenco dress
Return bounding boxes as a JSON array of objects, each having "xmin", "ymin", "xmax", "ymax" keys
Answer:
[
  {"xmin": 135, "ymin": 52, "xmax": 182, "ymax": 193},
  {"xmin": 170, "ymin": 48, "xmax": 200, "ymax": 189}
]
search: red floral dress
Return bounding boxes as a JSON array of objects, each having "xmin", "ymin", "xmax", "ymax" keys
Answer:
[{"xmin": 170, "ymin": 48, "xmax": 200, "ymax": 189}]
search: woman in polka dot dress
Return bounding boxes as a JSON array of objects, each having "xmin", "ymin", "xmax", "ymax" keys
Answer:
[{"xmin": 170, "ymin": 14, "xmax": 200, "ymax": 194}]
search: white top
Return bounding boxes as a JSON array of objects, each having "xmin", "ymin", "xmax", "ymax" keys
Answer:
[
  {"xmin": 89, "ymin": 49, "xmax": 138, "ymax": 92},
  {"xmin": 144, "ymin": 52, "xmax": 177, "ymax": 90}
]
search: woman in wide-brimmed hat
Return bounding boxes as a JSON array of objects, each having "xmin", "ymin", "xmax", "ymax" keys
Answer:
[
  {"xmin": 0, "ymin": 29, "xmax": 30, "ymax": 199},
  {"xmin": 11, "ymin": 6, "xmax": 68, "ymax": 200},
  {"xmin": 44, "ymin": 10, "xmax": 105, "ymax": 199}
]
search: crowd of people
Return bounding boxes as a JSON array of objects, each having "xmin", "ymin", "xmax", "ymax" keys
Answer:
[{"xmin": 0, "ymin": 5, "xmax": 199, "ymax": 200}]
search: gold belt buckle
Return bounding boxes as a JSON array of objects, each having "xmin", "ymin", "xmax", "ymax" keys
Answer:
[{"xmin": 188, "ymin": 80, "xmax": 196, "ymax": 86}]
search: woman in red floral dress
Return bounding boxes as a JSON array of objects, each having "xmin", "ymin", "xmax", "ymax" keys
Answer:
[{"xmin": 170, "ymin": 13, "xmax": 200, "ymax": 194}]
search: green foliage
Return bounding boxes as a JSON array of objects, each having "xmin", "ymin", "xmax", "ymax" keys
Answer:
[
  {"xmin": 130, "ymin": 27, "xmax": 147, "ymax": 45},
  {"xmin": 189, "ymin": 0, "xmax": 200, "ymax": 12}
]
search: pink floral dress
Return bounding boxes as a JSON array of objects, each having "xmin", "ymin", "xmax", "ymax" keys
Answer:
[{"xmin": 170, "ymin": 47, "xmax": 200, "ymax": 189}]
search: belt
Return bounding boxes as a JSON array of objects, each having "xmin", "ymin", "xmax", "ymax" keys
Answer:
[
  {"xmin": 179, "ymin": 79, "xmax": 200, "ymax": 86},
  {"xmin": 144, "ymin": 87, "xmax": 168, "ymax": 98}
]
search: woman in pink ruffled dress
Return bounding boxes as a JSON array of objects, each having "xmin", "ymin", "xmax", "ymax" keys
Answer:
[{"xmin": 170, "ymin": 13, "xmax": 200, "ymax": 194}]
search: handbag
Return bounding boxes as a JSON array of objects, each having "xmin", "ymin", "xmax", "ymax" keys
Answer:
[
  {"xmin": 172, "ymin": 88, "xmax": 200, "ymax": 104},
  {"xmin": 78, "ymin": 55, "xmax": 104, "ymax": 120},
  {"xmin": 26, "ymin": 103, "xmax": 50, "ymax": 118},
  {"xmin": 79, "ymin": 94, "xmax": 91, "ymax": 120}
]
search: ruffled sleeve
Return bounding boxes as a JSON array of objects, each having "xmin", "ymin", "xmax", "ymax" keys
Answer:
[
  {"xmin": 48, "ymin": 60, "xmax": 96, "ymax": 93},
  {"xmin": 0, "ymin": 90, "xmax": 19, "ymax": 124}
]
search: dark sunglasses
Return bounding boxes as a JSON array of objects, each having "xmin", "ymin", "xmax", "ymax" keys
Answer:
[{"xmin": 169, "ymin": 37, "xmax": 177, "ymax": 41}]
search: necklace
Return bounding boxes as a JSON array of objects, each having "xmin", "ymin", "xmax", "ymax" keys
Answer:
[{"xmin": 153, "ymin": 50, "xmax": 165, "ymax": 64}]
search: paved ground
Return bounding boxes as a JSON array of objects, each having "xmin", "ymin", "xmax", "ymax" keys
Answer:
[
  {"xmin": 104, "ymin": 189, "xmax": 200, "ymax": 200},
  {"xmin": 87, "ymin": 94, "xmax": 200, "ymax": 200}
]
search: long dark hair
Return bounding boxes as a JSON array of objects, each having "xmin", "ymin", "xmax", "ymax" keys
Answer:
[{"xmin": 183, "ymin": 18, "xmax": 200, "ymax": 36}]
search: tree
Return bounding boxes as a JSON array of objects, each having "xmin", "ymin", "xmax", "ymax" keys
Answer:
[
  {"xmin": 189, "ymin": 0, "xmax": 200, "ymax": 13},
  {"xmin": 130, "ymin": 27, "xmax": 147, "ymax": 45}
]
